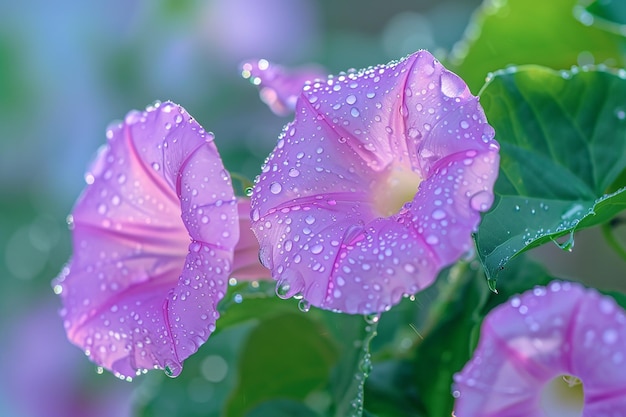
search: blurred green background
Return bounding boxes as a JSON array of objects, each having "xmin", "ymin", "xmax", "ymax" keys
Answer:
[{"xmin": 1, "ymin": 0, "xmax": 624, "ymax": 416}]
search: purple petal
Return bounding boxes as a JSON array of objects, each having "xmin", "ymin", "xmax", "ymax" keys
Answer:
[
  {"xmin": 250, "ymin": 50, "xmax": 499, "ymax": 314},
  {"xmin": 453, "ymin": 281, "xmax": 626, "ymax": 416},
  {"xmin": 232, "ymin": 198, "xmax": 271, "ymax": 280},
  {"xmin": 242, "ymin": 59, "xmax": 326, "ymax": 116},
  {"xmin": 53, "ymin": 101, "xmax": 239, "ymax": 379}
]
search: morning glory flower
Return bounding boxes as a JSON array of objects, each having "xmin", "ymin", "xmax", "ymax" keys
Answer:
[
  {"xmin": 241, "ymin": 58, "xmax": 326, "ymax": 116},
  {"xmin": 53, "ymin": 101, "xmax": 264, "ymax": 380},
  {"xmin": 250, "ymin": 50, "xmax": 500, "ymax": 314},
  {"xmin": 453, "ymin": 281, "xmax": 626, "ymax": 416}
]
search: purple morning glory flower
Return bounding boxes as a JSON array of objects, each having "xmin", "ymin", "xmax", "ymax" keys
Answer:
[
  {"xmin": 53, "ymin": 101, "xmax": 264, "ymax": 380},
  {"xmin": 250, "ymin": 50, "xmax": 500, "ymax": 314},
  {"xmin": 241, "ymin": 58, "xmax": 326, "ymax": 116},
  {"xmin": 453, "ymin": 281, "xmax": 626, "ymax": 416}
]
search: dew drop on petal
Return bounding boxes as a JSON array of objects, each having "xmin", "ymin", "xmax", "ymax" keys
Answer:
[
  {"xmin": 440, "ymin": 71, "xmax": 466, "ymax": 98},
  {"xmin": 270, "ymin": 182, "xmax": 282, "ymax": 194},
  {"xmin": 276, "ymin": 280, "xmax": 291, "ymax": 298},
  {"xmin": 603, "ymin": 328, "xmax": 618, "ymax": 344},
  {"xmin": 311, "ymin": 244, "xmax": 323, "ymax": 254},
  {"xmin": 164, "ymin": 361, "xmax": 182, "ymax": 378},
  {"xmin": 252, "ymin": 208, "xmax": 260, "ymax": 222},
  {"xmin": 470, "ymin": 190, "xmax": 493, "ymax": 212}
]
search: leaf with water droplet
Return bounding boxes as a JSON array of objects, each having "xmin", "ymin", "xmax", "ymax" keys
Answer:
[
  {"xmin": 449, "ymin": 0, "xmax": 625, "ymax": 92},
  {"xmin": 575, "ymin": 0, "xmax": 626, "ymax": 37},
  {"xmin": 327, "ymin": 314, "xmax": 378, "ymax": 417},
  {"xmin": 475, "ymin": 66, "xmax": 626, "ymax": 281}
]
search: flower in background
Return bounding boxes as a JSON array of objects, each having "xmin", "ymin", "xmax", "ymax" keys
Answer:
[
  {"xmin": 199, "ymin": 0, "xmax": 319, "ymax": 67},
  {"xmin": 2, "ymin": 303, "xmax": 133, "ymax": 417},
  {"xmin": 53, "ymin": 101, "xmax": 264, "ymax": 380},
  {"xmin": 454, "ymin": 281, "xmax": 626, "ymax": 416},
  {"xmin": 250, "ymin": 50, "xmax": 500, "ymax": 314},
  {"xmin": 241, "ymin": 58, "xmax": 326, "ymax": 116}
]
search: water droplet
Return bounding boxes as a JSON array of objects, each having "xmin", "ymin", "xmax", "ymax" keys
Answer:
[
  {"xmin": 359, "ymin": 353, "xmax": 373, "ymax": 375},
  {"xmin": 152, "ymin": 162, "xmax": 160, "ymax": 171},
  {"xmin": 276, "ymin": 280, "xmax": 291, "ymax": 298},
  {"xmin": 440, "ymin": 71, "xmax": 465, "ymax": 98},
  {"xmin": 298, "ymin": 299, "xmax": 311, "ymax": 312},
  {"xmin": 364, "ymin": 313, "xmax": 380, "ymax": 324},
  {"xmin": 470, "ymin": 191, "xmax": 493, "ymax": 212},
  {"xmin": 603, "ymin": 328, "xmax": 618, "ymax": 344},
  {"xmin": 346, "ymin": 94, "xmax": 357, "ymax": 105},
  {"xmin": 426, "ymin": 235, "xmax": 439, "ymax": 245},
  {"xmin": 251, "ymin": 208, "xmax": 260, "ymax": 222},
  {"xmin": 311, "ymin": 244, "xmax": 323, "ymax": 254},
  {"xmin": 551, "ymin": 232, "xmax": 575, "ymax": 252},
  {"xmin": 164, "ymin": 361, "xmax": 182, "ymax": 378},
  {"xmin": 351, "ymin": 107, "xmax": 360, "ymax": 117},
  {"xmin": 270, "ymin": 182, "xmax": 282, "ymax": 194},
  {"xmin": 407, "ymin": 128, "xmax": 421, "ymax": 139}
]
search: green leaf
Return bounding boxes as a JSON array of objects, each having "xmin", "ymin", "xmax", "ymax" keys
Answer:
[
  {"xmin": 134, "ymin": 324, "xmax": 255, "ymax": 417},
  {"xmin": 575, "ymin": 0, "xmax": 626, "ymax": 36},
  {"xmin": 449, "ymin": 0, "xmax": 625, "ymax": 92},
  {"xmin": 216, "ymin": 280, "xmax": 301, "ymax": 332},
  {"xmin": 409, "ymin": 262, "xmax": 487, "ymax": 416},
  {"xmin": 363, "ymin": 360, "xmax": 422, "ymax": 417},
  {"xmin": 476, "ymin": 65, "xmax": 626, "ymax": 281},
  {"xmin": 225, "ymin": 313, "xmax": 338, "ymax": 417},
  {"xmin": 327, "ymin": 314, "xmax": 378, "ymax": 417}
]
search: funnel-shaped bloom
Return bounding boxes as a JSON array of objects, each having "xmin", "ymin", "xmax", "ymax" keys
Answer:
[
  {"xmin": 241, "ymin": 58, "xmax": 326, "ymax": 116},
  {"xmin": 250, "ymin": 50, "xmax": 499, "ymax": 314},
  {"xmin": 53, "ymin": 101, "xmax": 264, "ymax": 380},
  {"xmin": 454, "ymin": 281, "xmax": 626, "ymax": 416}
]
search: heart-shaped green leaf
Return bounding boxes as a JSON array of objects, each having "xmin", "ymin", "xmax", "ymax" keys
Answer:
[
  {"xmin": 476, "ymin": 65, "xmax": 626, "ymax": 282},
  {"xmin": 449, "ymin": 0, "xmax": 625, "ymax": 92}
]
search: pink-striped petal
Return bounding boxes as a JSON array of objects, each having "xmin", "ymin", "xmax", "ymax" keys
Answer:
[
  {"xmin": 453, "ymin": 281, "xmax": 626, "ymax": 416},
  {"xmin": 242, "ymin": 58, "xmax": 326, "ymax": 116},
  {"xmin": 53, "ymin": 101, "xmax": 241, "ymax": 379},
  {"xmin": 250, "ymin": 50, "xmax": 499, "ymax": 314}
]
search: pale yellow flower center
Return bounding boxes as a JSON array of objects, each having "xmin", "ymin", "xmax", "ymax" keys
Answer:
[
  {"xmin": 371, "ymin": 164, "xmax": 422, "ymax": 217},
  {"xmin": 539, "ymin": 374, "xmax": 584, "ymax": 417}
]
